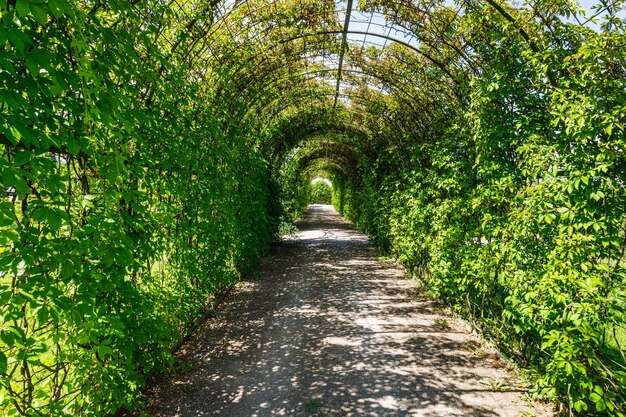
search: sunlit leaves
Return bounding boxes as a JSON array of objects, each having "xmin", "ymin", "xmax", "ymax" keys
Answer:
[
  {"xmin": 1, "ymin": 0, "xmax": 624, "ymax": 415},
  {"xmin": 0, "ymin": 0, "xmax": 273, "ymax": 415},
  {"xmin": 331, "ymin": 1, "xmax": 625, "ymax": 415}
]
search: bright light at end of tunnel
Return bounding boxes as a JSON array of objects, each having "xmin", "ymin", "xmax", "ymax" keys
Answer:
[{"xmin": 311, "ymin": 177, "xmax": 332, "ymax": 186}]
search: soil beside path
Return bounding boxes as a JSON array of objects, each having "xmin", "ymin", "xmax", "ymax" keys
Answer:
[{"xmin": 144, "ymin": 205, "xmax": 551, "ymax": 417}]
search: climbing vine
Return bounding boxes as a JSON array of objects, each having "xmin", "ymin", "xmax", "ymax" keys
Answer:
[
  {"xmin": 333, "ymin": 2, "xmax": 626, "ymax": 415},
  {"xmin": 1, "ymin": 0, "xmax": 624, "ymax": 415},
  {"xmin": 0, "ymin": 1, "xmax": 272, "ymax": 415}
]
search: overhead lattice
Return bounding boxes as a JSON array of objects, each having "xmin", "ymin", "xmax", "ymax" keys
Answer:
[
  {"xmin": 176, "ymin": 2, "xmax": 611, "ymax": 122},
  {"xmin": 137, "ymin": 0, "xmax": 626, "ymax": 171}
]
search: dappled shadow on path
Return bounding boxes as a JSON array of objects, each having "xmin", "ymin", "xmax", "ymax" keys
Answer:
[{"xmin": 145, "ymin": 205, "xmax": 546, "ymax": 417}]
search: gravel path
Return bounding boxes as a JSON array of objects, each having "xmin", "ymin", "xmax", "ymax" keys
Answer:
[{"xmin": 144, "ymin": 205, "xmax": 551, "ymax": 417}]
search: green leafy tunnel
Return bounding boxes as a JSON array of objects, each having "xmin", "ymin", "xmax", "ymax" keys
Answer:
[{"xmin": 0, "ymin": 0, "xmax": 625, "ymax": 415}]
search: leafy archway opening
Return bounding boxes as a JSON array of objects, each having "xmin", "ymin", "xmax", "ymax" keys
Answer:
[{"xmin": 310, "ymin": 175, "xmax": 334, "ymax": 205}]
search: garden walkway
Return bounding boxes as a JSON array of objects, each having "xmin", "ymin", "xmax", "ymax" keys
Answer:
[{"xmin": 144, "ymin": 205, "xmax": 550, "ymax": 417}]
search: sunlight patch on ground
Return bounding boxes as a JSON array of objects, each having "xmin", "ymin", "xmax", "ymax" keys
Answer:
[{"xmin": 323, "ymin": 336, "xmax": 363, "ymax": 347}]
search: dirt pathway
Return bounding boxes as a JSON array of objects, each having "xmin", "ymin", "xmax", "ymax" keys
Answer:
[{"xmin": 145, "ymin": 205, "xmax": 549, "ymax": 417}]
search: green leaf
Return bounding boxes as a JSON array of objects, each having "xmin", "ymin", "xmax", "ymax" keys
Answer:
[
  {"xmin": 12, "ymin": 151, "xmax": 31, "ymax": 166},
  {"xmin": 15, "ymin": 0, "xmax": 30, "ymax": 18},
  {"xmin": 573, "ymin": 399, "xmax": 587, "ymax": 412},
  {"xmin": 13, "ymin": 175, "xmax": 29, "ymax": 197},
  {"xmin": 98, "ymin": 344, "xmax": 113, "ymax": 359},
  {"xmin": 1, "ymin": 326, "xmax": 25, "ymax": 348},
  {"xmin": 47, "ymin": 209, "xmax": 62, "ymax": 230},
  {"xmin": 0, "ymin": 202, "xmax": 14, "ymax": 227},
  {"xmin": 32, "ymin": 206, "xmax": 64, "ymax": 229},
  {"xmin": 60, "ymin": 261, "xmax": 75, "ymax": 279},
  {"xmin": 24, "ymin": 54, "xmax": 40, "ymax": 76},
  {"xmin": 103, "ymin": 250, "xmax": 115, "ymax": 268},
  {"xmin": 48, "ymin": 0, "xmax": 72, "ymax": 18},
  {"xmin": 7, "ymin": 28, "xmax": 28, "ymax": 55},
  {"xmin": 590, "ymin": 392, "xmax": 602, "ymax": 402},
  {"xmin": 30, "ymin": 4, "xmax": 49, "ymax": 25},
  {"xmin": 35, "ymin": 304, "xmax": 50, "ymax": 324},
  {"xmin": 0, "ymin": 351, "xmax": 6, "ymax": 374}
]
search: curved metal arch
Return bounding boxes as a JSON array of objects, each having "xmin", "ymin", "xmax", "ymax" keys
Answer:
[
  {"xmin": 269, "ymin": 120, "xmax": 380, "ymax": 160},
  {"xmin": 198, "ymin": 0, "xmax": 340, "ymax": 48},
  {"xmin": 240, "ymin": 75, "xmax": 434, "ymax": 138},
  {"xmin": 233, "ymin": 60, "xmax": 425, "ymax": 106},
  {"xmin": 225, "ymin": 35, "xmax": 462, "ymax": 113},
  {"xmin": 244, "ymin": 79, "xmax": 431, "ymax": 148},
  {"xmin": 293, "ymin": 148, "xmax": 358, "ymax": 173},
  {"xmin": 235, "ymin": 68, "xmax": 430, "ymax": 125},
  {"xmin": 304, "ymin": 161, "xmax": 347, "ymax": 173},
  {"xmin": 246, "ymin": 88, "xmax": 427, "ymax": 137},
  {"xmin": 192, "ymin": 0, "xmax": 452, "ymax": 70},
  {"xmin": 246, "ymin": 91, "xmax": 424, "ymax": 150},
  {"xmin": 280, "ymin": 30, "xmax": 457, "ymax": 82},
  {"xmin": 297, "ymin": 155, "xmax": 358, "ymax": 182},
  {"xmin": 269, "ymin": 124, "xmax": 370, "ymax": 164},
  {"xmin": 152, "ymin": 0, "xmax": 563, "ymax": 94},
  {"xmin": 269, "ymin": 115, "xmax": 374, "ymax": 169},
  {"xmin": 271, "ymin": 124, "xmax": 371, "ymax": 158},
  {"xmin": 214, "ymin": 74, "xmax": 448, "ymax": 150},
  {"xmin": 236, "ymin": 74, "xmax": 410, "ymax": 127},
  {"xmin": 245, "ymin": 91, "xmax": 420, "ymax": 149},
  {"xmin": 198, "ymin": 0, "xmax": 556, "ymax": 83},
  {"xmin": 245, "ymin": 84, "xmax": 335, "ymax": 123},
  {"xmin": 301, "ymin": 159, "xmax": 350, "ymax": 179},
  {"xmin": 210, "ymin": 28, "xmax": 459, "ymax": 95},
  {"xmin": 279, "ymin": 123, "xmax": 370, "ymax": 143},
  {"xmin": 287, "ymin": 137, "xmax": 365, "ymax": 164},
  {"xmin": 372, "ymin": 7, "xmax": 482, "ymax": 75},
  {"xmin": 363, "ymin": 0, "xmax": 557, "ymax": 85},
  {"xmin": 208, "ymin": 29, "xmax": 454, "ymax": 96},
  {"xmin": 301, "ymin": 163, "xmax": 349, "ymax": 182},
  {"xmin": 283, "ymin": 144, "xmax": 360, "ymax": 177},
  {"xmin": 226, "ymin": 29, "xmax": 457, "ymax": 87},
  {"xmin": 187, "ymin": 1, "xmax": 341, "ymax": 73},
  {"xmin": 208, "ymin": 41, "xmax": 459, "ymax": 132},
  {"xmin": 292, "ymin": 139, "xmax": 361, "ymax": 159},
  {"xmin": 211, "ymin": 35, "xmax": 340, "ymax": 98}
]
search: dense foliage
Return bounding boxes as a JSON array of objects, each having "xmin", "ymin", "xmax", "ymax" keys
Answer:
[
  {"xmin": 0, "ymin": 1, "xmax": 273, "ymax": 415},
  {"xmin": 1, "ymin": 0, "xmax": 624, "ymax": 415},
  {"xmin": 331, "ymin": 5, "xmax": 626, "ymax": 416},
  {"xmin": 309, "ymin": 181, "xmax": 332, "ymax": 204}
]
